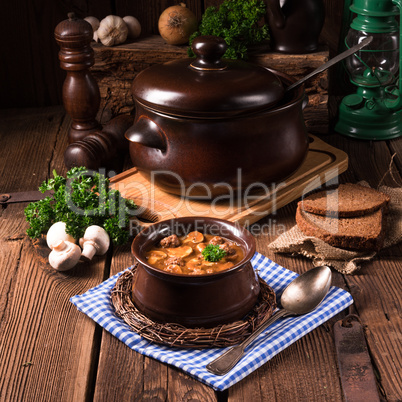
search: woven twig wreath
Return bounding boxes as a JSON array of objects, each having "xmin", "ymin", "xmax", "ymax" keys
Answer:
[{"xmin": 111, "ymin": 265, "xmax": 277, "ymax": 348}]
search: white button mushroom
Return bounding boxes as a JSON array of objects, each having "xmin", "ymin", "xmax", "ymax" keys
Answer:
[
  {"xmin": 79, "ymin": 225, "xmax": 110, "ymax": 261},
  {"xmin": 48, "ymin": 240, "xmax": 82, "ymax": 271},
  {"xmin": 46, "ymin": 222, "xmax": 76, "ymax": 249}
]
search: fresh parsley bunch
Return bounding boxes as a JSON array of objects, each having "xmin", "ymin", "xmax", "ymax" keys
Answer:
[
  {"xmin": 202, "ymin": 244, "xmax": 227, "ymax": 262},
  {"xmin": 24, "ymin": 167, "xmax": 137, "ymax": 245},
  {"xmin": 188, "ymin": 0, "xmax": 269, "ymax": 60}
]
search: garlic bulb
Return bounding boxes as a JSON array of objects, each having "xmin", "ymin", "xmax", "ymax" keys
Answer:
[
  {"xmin": 84, "ymin": 16, "xmax": 100, "ymax": 41},
  {"xmin": 97, "ymin": 15, "xmax": 128, "ymax": 46},
  {"xmin": 123, "ymin": 16, "xmax": 141, "ymax": 39}
]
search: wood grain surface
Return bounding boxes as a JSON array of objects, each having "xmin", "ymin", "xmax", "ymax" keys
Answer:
[{"xmin": 0, "ymin": 106, "xmax": 401, "ymax": 401}]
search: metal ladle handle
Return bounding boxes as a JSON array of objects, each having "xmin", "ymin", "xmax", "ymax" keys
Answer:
[
  {"xmin": 286, "ymin": 36, "xmax": 373, "ymax": 93},
  {"xmin": 206, "ymin": 309, "xmax": 289, "ymax": 376}
]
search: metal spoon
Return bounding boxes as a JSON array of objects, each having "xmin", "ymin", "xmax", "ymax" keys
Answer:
[
  {"xmin": 286, "ymin": 36, "xmax": 373, "ymax": 93},
  {"xmin": 206, "ymin": 265, "xmax": 332, "ymax": 376}
]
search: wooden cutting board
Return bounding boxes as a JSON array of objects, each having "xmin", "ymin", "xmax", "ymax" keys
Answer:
[{"xmin": 110, "ymin": 135, "xmax": 348, "ymax": 226}]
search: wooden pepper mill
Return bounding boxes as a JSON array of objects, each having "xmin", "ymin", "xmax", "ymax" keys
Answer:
[
  {"xmin": 55, "ymin": 13, "xmax": 132, "ymax": 172},
  {"xmin": 64, "ymin": 114, "xmax": 134, "ymax": 172},
  {"xmin": 54, "ymin": 13, "xmax": 101, "ymax": 143}
]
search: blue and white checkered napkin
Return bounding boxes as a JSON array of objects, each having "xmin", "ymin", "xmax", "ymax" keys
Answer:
[{"xmin": 70, "ymin": 253, "xmax": 353, "ymax": 391}]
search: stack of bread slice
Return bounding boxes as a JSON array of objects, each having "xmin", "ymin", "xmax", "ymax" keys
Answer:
[{"xmin": 296, "ymin": 183, "xmax": 390, "ymax": 252}]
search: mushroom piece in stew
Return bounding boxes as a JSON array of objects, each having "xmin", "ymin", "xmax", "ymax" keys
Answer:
[{"xmin": 145, "ymin": 231, "xmax": 245, "ymax": 275}]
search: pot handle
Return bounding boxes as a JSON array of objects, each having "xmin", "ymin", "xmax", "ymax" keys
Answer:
[
  {"xmin": 267, "ymin": 0, "xmax": 286, "ymax": 29},
  {"xmin": 125, "ymin": 117, "xmax": 167, "ymax": 151}
]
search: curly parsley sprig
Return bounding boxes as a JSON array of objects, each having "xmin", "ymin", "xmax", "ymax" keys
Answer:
[
  {"xmin": 188, "ymin": 0, "xmax": 269, "ymax": 60},
  {"xmin": 202, "ymin": 244, "xmax": 227, "ymax": 262},
  {"xmin": 24, "ymin": 167, "xmax": 137, "ymax": 245}
]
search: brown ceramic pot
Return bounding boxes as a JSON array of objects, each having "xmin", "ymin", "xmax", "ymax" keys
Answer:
[
  {"xmin": 131, "ymin": 217, "xmax": 260, "ymax": 328},
  {"xmin": 125, "ymin": 36, "xmax": 309, "ymax": 198}
]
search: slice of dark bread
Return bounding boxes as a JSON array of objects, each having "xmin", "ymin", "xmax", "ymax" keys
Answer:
[
  {"xmin": 299, "ymin": 183, "xmax": 390, "ymax": 217},
  {"xmin": 296, "ymin": 205, "xmax": 386, "ymax": 251}
]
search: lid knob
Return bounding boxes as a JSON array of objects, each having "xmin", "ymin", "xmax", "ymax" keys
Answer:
[{"xmin": 190, "ymin": 36, "xmax": 227, "ymax": 71}]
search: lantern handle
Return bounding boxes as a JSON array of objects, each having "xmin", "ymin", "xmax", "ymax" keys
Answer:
[{"xmin": 390, "ymin": 0, "xmax": 402, "ymax": 110}]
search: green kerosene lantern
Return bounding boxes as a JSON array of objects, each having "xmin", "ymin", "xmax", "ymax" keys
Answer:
[{"xmin": 336, "ymin": 0, "xmax": 402, "ymax": 140}]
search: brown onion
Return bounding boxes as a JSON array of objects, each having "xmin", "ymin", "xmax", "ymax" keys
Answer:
[{"xmin": 158, "ymin": 3, "xmax": 198, "ymax": 45}]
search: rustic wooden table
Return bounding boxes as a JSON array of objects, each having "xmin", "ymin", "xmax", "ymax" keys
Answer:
[{"xmin": 0, "ymin": 106, "xmax": 401, "ymax": 401}]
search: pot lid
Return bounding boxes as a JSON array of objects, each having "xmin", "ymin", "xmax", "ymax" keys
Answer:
[{"xmin": 132, "ymin": 36, "xmax": 285, "ymax": 117}]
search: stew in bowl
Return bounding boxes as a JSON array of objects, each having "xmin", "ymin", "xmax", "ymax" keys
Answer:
[
  {"xmin": 145, "ymin": 231, "xmax": 245, "ymax": 275},
  {"xmin": 130, "ymin": 217, "xmax": 260, "ymax": 327}
]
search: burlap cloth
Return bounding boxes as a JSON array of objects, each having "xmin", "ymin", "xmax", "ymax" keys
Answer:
[{"xmin": 268, "ymin": 183, "xmax": 402, "ymax": 274}]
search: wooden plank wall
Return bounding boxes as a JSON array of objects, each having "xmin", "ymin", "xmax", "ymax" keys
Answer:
[{"xmin": 0, "ymin": 0, "xmax": 344, "ymax": 109}]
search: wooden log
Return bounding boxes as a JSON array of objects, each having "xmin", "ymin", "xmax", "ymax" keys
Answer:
[
  {"xmin": 91, "ymin": 36, "xmax": 329, "ymax": 134},
  {"xmin": 91, "ymin": 36, "xmax": 186, "ymax": 123}
]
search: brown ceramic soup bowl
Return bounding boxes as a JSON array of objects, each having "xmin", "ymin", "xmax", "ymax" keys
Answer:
[{"xmin": 131, "ymin": 217, "xmax": 260, "ymax": 328}]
